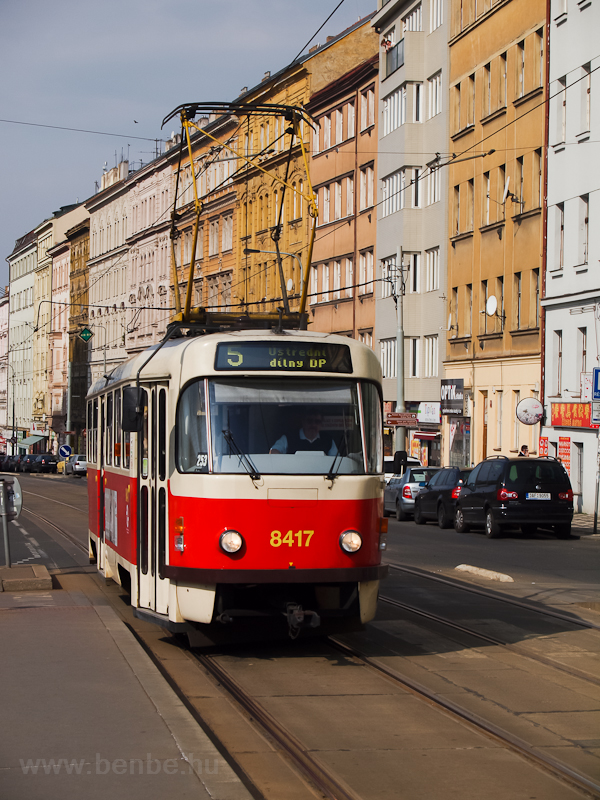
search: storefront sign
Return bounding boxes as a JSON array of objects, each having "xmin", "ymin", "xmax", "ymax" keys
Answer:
[
  {"xmin": 418, "ymin": 402, "xmax": 441, "ymax": 424},
  {"xmin": 551, "ymin": 403, "xmax": 599, "ymax": 429},
  {"xmin": 441, "ymin": 379, "xmax": 464, "ymax": 416},
  {"xmin": 31, "ymin": 421, "xmax": 48, "ymax": 434},
  {"xmin": 538, "ymin": 436, "xmax": 549, "ymax": 457},
  {"xmin": 558, "ymin": 436, "xmax": 571, "ymax": 476}
]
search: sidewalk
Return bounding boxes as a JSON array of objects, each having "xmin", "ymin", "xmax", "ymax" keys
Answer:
[
  {"xmin": 571, "ymin": 512, "xmax": 600, "ymax": 535},
  {"xmin": 0, "ymin": 576, "xmax": 253, "ymax": 800}
]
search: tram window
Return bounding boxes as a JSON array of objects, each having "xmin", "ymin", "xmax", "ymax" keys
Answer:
[
  {"xmin": 141, "ymin": 390, "xmax": 149, "ymax": 478},
  {"xmin": 123, "ymin": 427, "xmax": 131, "ymax": 470},
  {"xmin": 93, "ymin": 399, "xmax": 98, "ymax": 463},
  {"xmin": 177, "ymin": 381, "xmax": 209, "ymax": 473},
  {"xmin": 177, "ymin": 377, "xmax": 373, "ymax": 476},
  {"xmin": 158, "ymin": 487, "xmax": 166, "ymax": 580},
  {"xmin": 151, "ymin": 389, "xmax": 157, "ymax": 481},
  {"xmin": 87, "ymin": 402, "xmax": 93, "ymax": 462},
  {"xmin": 115, "ymin": 390, "xmax": 122, "ymax": 468},
  {"xmin": 106, "ymin": 392, "xmax": 113, "ymax": 466},
  {"xmin": 159, "ymin": 389, "xmax": 166, "ymax": 481},
  {"xmin": 140, "ymin": 485, "xmax": 148, "ymax": 575},
  {"xmin": 361, "ymin": 382, "xmax": 383, "ymax": 474}
]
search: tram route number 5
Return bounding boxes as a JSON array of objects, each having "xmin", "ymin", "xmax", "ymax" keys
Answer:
[{"xmin": 271, "ymin": 530, "xmax": 314, "ymax": 547}]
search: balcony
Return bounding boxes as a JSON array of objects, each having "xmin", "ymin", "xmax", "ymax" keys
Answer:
[{"xmin": 385, "ymin": 39, "xmax": 404, "ymax": 78}]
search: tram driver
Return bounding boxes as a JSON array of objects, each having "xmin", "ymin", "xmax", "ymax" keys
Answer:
[{"xmin": 269, "ymin": 408, "xmax": 338, "ymax": 456}]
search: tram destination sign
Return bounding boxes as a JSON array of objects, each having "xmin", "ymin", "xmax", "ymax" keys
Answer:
[{"xmin": 215, "ymin": 342, "xmax": 352, "ymax": 373}]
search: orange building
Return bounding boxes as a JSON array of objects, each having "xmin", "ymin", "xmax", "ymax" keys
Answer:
[
  {"xmin": 444, "ymin": 0, "xmax": 546, "ymax": 466},
  {"xmin": 307, "ymin": 53, "xmax": 379, "ymax": 343}
]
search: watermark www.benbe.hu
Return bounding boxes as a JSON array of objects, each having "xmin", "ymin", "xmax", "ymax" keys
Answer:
[{"xmin": 20, "ymin": 753, "xmax": 219, "ymax": 776}]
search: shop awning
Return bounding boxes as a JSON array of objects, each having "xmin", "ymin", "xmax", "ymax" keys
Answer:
[
  {"xmin": 18, "ymin": 435, "xmax": 46, "ymax": 447},
  {"xmin": 413, "ymin": 430, "xmax": 440, "ymax": 441}
]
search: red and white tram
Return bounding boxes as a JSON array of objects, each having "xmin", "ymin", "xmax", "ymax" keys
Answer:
[{"xmin": 87, "ymin": 327, "xmax": 388, "ymax": 641}]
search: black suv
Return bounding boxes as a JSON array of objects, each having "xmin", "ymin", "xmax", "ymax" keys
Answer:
[
  {"xmin": 32, "ymin": 454, "xmax": 58, "ymax": 474},
  {"xmin": 454, "ymin": 456, "xmax": 573, "ymax": 539},
  {"xmin": 414, "ymin": 466, "xmax": 473, "ymax": 528}
]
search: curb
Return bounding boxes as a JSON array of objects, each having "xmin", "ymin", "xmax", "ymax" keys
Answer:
[{"xmin": 0, "ymin": 564, "xmax": 52, "ymax": 592}]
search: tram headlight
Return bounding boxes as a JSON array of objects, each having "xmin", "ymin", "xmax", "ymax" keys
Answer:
[
  {"xmin": 339, "ymin": 530, "xmax": 362, "ymax": 553},
  {"xmin": 220, "ymin": 530, "xmax": 244, "ymax": 554}
]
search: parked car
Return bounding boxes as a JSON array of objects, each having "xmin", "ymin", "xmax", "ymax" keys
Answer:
[
  {"xmin": 454, "ymin": 456, "xmax": 573, "ymax": 539},
  {"xmin": 4, "ymin": 454, "xmax": 22, "ymax": 472},
  {"xmin": 57, "ymin": 458, "xmax": 66, "ymax": 474},
  {"xmin": 0, "ymin": 454, "xmax": 11, "ymax": 471},
  {"xmin": 383, "ymin": 455, "xmax": 421, "ymax": 484},
  {"xmin": 19, "ymin": 454, "xmax": 38, "ymax": 473},
  {"xmin": 414, "ymin": 467, "xmax": 473, "ymax": 528},
  {"xmin": 65, "ymin": 454, "xmax": 87, "ymax": 477},
  {"xmin": 384, "ymin": 466, "xmax": 442, "ymax": 521},
  {"xmin": 32, "ymin": 454, "xmax": 58, "ymax": 474}
]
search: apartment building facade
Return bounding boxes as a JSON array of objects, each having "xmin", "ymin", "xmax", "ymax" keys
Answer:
[
  {"xmin": 307, "ymin": 48, "xmax": 379, "ymax": 344},
  {"xmin": 540, "ymin": 0, "xmax": 599, "ymax": 512},
  {"xmin": 7, "ymin": 230, "xmax": 36, "ymax": 450},
  {"xmin": 86, "ymin": 161, "xmax": 129, "ymax": 386},
  {"xmin": 47, "ymin": 238, "xmax": 71, "ymax": 449},
  {"xmin": 372, "ymin": 0, "xmax": 450, "ymax": 465},
  {"xmin": 67, "ymin": 219, "xmax": 91, "ymax": 454},
  {"xmin": 444, "ymin": 0, "xmax": 546, "ymax": 467}
]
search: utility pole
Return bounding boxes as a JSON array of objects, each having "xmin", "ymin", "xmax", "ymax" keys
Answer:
[{"xmin": 394, "ymin": 246, "xmax": 406, "ymax": 453}]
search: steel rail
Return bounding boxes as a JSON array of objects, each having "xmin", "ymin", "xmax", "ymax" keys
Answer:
[
  {"xmin": 380, "ymin": 593, "xmax": 600, "ymax": 687},
  {"xmin": 388, "ymin": 562, "xmax": 600, "ymax": 631},
  {"xmin": 21, "ymin": 507, "xmax": 88, "ymax": 556},
  {"xmin": 329, "ymin": 637, "xmax": 600, "ymax": 800},
  {"xmin": 194, "ymin": 652, "xmax": 361, "ymax": 800}
]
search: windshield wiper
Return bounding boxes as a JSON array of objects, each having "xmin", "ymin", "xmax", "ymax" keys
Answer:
[
  {"xmin": 326, "ymin": 437, "xmax": 348, "ymax": 483},
  {"xmin": 222, "ymin": 429, "xmax": 261, "ymax": 480}
]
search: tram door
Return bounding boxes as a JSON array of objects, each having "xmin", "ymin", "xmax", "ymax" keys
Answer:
[{"xmin": 137, "ymin": 384, "xmax": 169, "ymax": 615}]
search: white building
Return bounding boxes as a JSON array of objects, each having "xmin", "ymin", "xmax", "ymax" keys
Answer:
[
  {"xmin": 6, "ymin": 230, "xmax": 36, "ymax": 452},
  {"xmin": 86, "ymin": 162, "xmax": 129, "ymax": 386},
  {"xmin": 541, "ymin": 0, "xmax": 599, "ymax": 512},
  {"xmin": 371, "ymin": 0, "xmax": 449, "ymax": 465},
  {"xmin": 126, "ymin": 153, "xmax": 173, "ymax": 355},
  {"xmin": 0, "ymin": 292, "xmax": 9, "ymax": 450}
]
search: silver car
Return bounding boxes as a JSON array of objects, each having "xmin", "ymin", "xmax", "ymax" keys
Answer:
[
  {"xmin": 66, "ymin": 454, "xmax": 87, "ymax": 477},
  {"xmin": 384, "ymin": 466, "xmax": 442, "ymax": 521}
]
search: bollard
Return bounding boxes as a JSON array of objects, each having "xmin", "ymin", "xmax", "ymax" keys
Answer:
[{"xmin": 0, "ymin": 480, "xmax": 10, "ymax": 568}]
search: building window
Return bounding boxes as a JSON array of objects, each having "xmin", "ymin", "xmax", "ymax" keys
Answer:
[
  {"xmin": 409, "ymin": 337, "xmax": 419, "ymax": 378},
  {"xmin": 454, "ymin": 184, "xmax": 460, "ymax": 234},
  {"xmin": 347, "ymin": 101, "xmax": 355, "ymax": 138},
  {"xmin": 310, "ymin": 265, "xmax": 318, "ymax": 302},
  {"xmin": 334, "ymin": 180, "xmax": 342, "ymax": 221},
  {"xmin": 536, "ymin": 28, "xmax": 544, "ymax": 88},
  {"xmin": 382, "ymin": 170, "xmax": 404, "ymax": 217},
  {"xmin": 334, "ymin": 108, "xmax": 343, "ymax": 145},
  {"xmin": 467, "ymin": 73, "xmax": 475, "ymax": 126},
  {"xmin": 359, "ymin": 165, "xmax": 374, "ymax": 210},
  {"xmin": 517, "ymin": 40, "xmax": 525, "ymax": 98},
  {"xmin": 467, "ymin": 179, "xmax": 474, "ymax": 230},
  {"xmin": 359, "ymin": 250, "xmax": 374, "ymax": 295},
  {"xmin": 532, "ymin": 269, "xmax": 539, "ymax": 328},
  {"xmin": 222, "ymin": 215, "xmax": 233, "ymax": 251},
  {"xmin": 484, "ymin": 63, "xmax": 491, "ymax": 117},
  {"xmin": 333, "ymin": 260, "xmax": 342, "ymax": 300},
  {"xmin": 483, "ymin": 171, "xmax": 490, "ymax": 225},
  {"xmin": 424, "ymin": 335, "xmax": 438, "ymax": 377},
  {"xmin": 380, "ymin": 338, "xmax": 397, "ymax": 378},
  {"xmin": 428, "ymin": 71, "xmax": 442, "ymax": 118},
  {"xmin": 360, "ymin": 87, "xmax": 375, "ymax": 131},
  {"xmin": 312, "ymin": 123, "xmax": 320, "ymax": 156},
  {"xmin": 581, "ymin": 63, "xmax": 591, "ymax": 134},
  {"xmin": 428, "ymin": 164, "xmax": 440, "ymax": 205},
  {"xmin": 321, "ymin": 263, "xmax": 330, "ymax": 302},
  {"xmin": 578, "ymin": 327, "xmax": 587, "ymax": 375},
  {"xmin": 322, "ymin": 185, "xmax": 330, "ymax": 224},
  {"xmin": 383, "ymin": 86, "xmax": 406, "ymax": 135},
  {"xmin": 403, "ymin": 3, "xmax": 422, "ymax": 31},
  {"xmin": 381, "ymin": 256, "xmax": 397, "ymax": 299},
  {"xmin": 414, "ymin": 83, "xmax": 422, "ymax": 122},
  {"xmin": 481, "ymin": 279, "xmax": 488, "ymax": 334},
  {"xmin": 534, "ymin": 149, "xmax": 542, "ymax": 209},
  {"xmin": 359, "ymin": 329, "xmax": 373, "ymax": 348},
  {"xmin": 556, "ymin": 76, "xmax": 567, "ymax": 144},
  {"xmin": 323, "ymin": 114, "xmax": 331, "ymax": 150},
  {"xmin": 500, "ymin": 52, "xmax": 507, "ymax": 107},
  {"xmin": 425, "ymin": 248, "xmax": 439, "ymax": 291},
  {"xmin": 345, "ymin": 258, "xmax": 354, "ymax": 298},
  {"xmin": 408, "ymin": 252, "xmax": 420, "ymax": 293},
  {"xmin": 517, "ymin": 156, "xmax": 524, "ymax": 210},
  {"xmin": 579, "ymin": 194, "xmax": 589, "ymax": 265},
  {"xmin": 208, "ymin": 219, "xmax": 219, "ymax": 256},
  {"xmin": 346, "ymin": 176, "xmax": 354, "ymax": 217},
  {"xmin": 514, "ymin": 272, "xmax": 522, "ymax": 329},
  {"xmin": 557, "ymin": 202, "xmax": 565, "ymax": 269},
  {"xmin": 430, "ymin": 0, "xmax": 443, "ymax": 31},
  {"xmin": 497, "ymin": 276, "xmax": 505, "ymax": 332},
  {"xmin": 555, "ymin": 330, "xmax": 562, "ymax": 395},
  {"xmin": 466, "ymin": 283, "xmax": 472, "ymax": 335}
]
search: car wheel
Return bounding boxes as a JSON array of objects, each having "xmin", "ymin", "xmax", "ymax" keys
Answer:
[
  {"xmin": 437, "ymin": 503, "xmax": 451, "ymax": 529},
  {"xmin": 396, "ymin": 501, "xmax": 408, "ymax": 522},
  {"xmin": 414, "ymin": 501, "xmax": 426, "ymax": 525},
  {"xmin": 555, "ymin": 523, "xmax": 571, "ymax": 539},
  {"xmin": 485, "ymin": 509, "xmax": 502, "ymax": 538},
  {"xmin": 521, "ymin": 524, "xmax": 537, "ymax": 535},
  {"xmin": 454, "ymin": 507, "xmax": 470, "ymax": 533}
]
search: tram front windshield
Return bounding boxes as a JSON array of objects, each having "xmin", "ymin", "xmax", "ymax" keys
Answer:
[{"xmin": 177, "ymin": 378, "xmax": 382, "ymax": 475}]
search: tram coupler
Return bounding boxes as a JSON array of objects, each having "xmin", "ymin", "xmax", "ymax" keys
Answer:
[{"xmin": 285, "ymin": 603, "xmax": 321, "ymax": 636}]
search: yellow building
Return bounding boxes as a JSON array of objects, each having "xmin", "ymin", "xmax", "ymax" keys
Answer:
[
  {"xmin": 444, "ymin": 0, "xmax": 546, "ymax": 466},
  {"xmin": 233, "ymin": 16, "xmax": 377, "ymax": 316}
]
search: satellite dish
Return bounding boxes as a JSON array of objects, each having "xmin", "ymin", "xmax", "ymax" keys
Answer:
[
  {"xmin": 486, "ymin": 295, "xmax": 498, "ymax": 316},
  {"xmin": 502, "ymin": 176, "xmax": 510, "ymax": 204},
  {"xmin": 286, "ymin": 279, "xmax": 294, "ymax": 292}
]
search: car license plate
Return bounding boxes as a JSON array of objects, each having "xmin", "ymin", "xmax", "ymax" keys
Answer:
[{"xmin": 526, "ymin": 492, "xmax": 551, "ymax": 500}]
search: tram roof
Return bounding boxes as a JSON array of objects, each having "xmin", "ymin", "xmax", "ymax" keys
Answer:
[{"xmin": 87, "ymin": 328, "xmax": 382, "ymax": 398}]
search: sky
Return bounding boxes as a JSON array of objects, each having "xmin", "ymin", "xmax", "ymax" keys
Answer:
[{"xmin": 0, "ymin": 0, "xmax": 375, "ymax": 287}]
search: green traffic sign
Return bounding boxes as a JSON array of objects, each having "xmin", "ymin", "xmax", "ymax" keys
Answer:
[{"xmin": 79, "ymin": 327, "xmax": 93, "ymax": 342}]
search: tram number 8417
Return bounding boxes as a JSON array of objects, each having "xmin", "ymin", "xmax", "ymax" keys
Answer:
[{"xmin": 270, "ymin": 530, "xmax": 315, "ymax": 547}]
